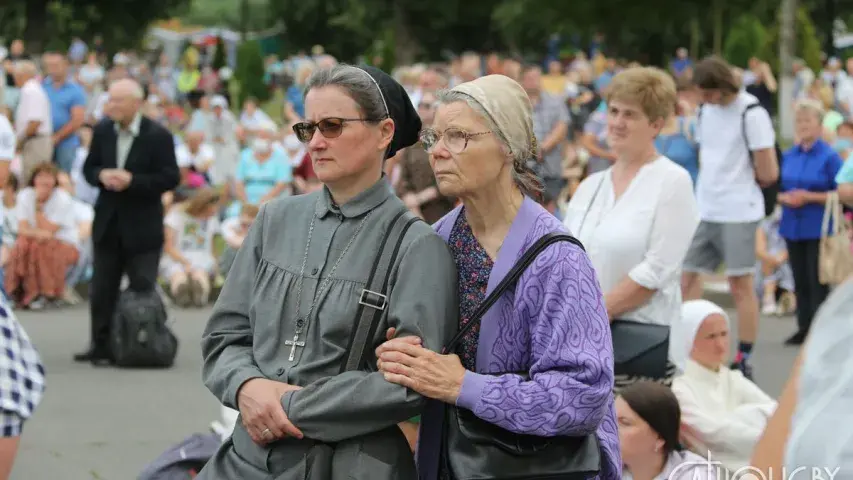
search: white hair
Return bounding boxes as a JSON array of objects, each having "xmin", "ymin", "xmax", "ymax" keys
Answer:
[
  {"xmin": 795, "ymin": 98, "xmax": 825, "ymax": 121},
  {"xmin": 109, "ymin": 78, "xmax": 145, "ymax": 100}
]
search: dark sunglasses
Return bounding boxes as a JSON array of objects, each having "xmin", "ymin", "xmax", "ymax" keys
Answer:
[{"xmin": 292, "ymin": 117, "xmax": 377, "ymax": 144}]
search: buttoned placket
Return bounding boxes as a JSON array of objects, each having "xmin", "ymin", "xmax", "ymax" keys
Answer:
[{"xmin": 285, "ymin": 207, "xmax": 345, "ymax": 369}]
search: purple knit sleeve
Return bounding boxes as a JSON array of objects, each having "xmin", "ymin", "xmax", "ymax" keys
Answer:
[{"xmin": 455, "ymin": 241, "xmax": 614, "ymax": 437}]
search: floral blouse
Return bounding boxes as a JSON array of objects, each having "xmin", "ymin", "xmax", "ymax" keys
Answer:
[{"xmin": 447, "ymin": 210, "xmax": 494, "ymax": 371}]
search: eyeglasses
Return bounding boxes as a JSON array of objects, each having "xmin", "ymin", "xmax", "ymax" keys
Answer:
[
  {"xmin": 418, "ymin": 102, "xmax": 436, "ymax": 110},
  {"xmin": 419, "ymin": 127, "xmax": 490, "ymax": 154},
  {"xmin": 292, "ymin": 117, "xmax": 379, "ymax": 144}
]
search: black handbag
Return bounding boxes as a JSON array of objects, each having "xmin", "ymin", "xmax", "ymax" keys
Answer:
[
  {"xmin": 441, "ymin": 232, "xmax": 602, "ymax": 480},
  {"xmin": 610, "ymin": 319, "xmax": 670, "ymax": 380},
  {"xmin": 576, "ymin": 176, "xmax": 671, "ymax": 382}
]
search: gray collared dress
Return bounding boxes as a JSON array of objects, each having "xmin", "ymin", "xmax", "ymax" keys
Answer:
[{"xmin": 197, "ymin": 178, "xmax": 458, "ymax": 480}]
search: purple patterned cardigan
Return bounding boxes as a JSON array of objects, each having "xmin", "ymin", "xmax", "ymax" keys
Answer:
[{"xmin": 416, "ymin": 197, "xmax": 621, "ymax": 480}]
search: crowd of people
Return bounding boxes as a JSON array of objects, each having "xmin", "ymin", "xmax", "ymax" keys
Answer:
[{"xmin": 1, "ymin": 34, "xmax": 853, "ymax": 480}]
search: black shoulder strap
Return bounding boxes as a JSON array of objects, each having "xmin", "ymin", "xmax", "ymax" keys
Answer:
[
  {"xmin": 341, "ymin": 208, "xmax": 422, "ymax": 373},
  {"xmin": 443, "ymin": 232, "xmax": 585, "ymax": 354},
  {"xmin": 741, "ymin": 102, "xmax": 762, "ymax": 162}
]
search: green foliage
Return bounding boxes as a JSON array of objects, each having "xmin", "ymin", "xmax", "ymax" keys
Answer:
[
  {"xmin": 761, "ymin": 7, "xmax": 823, "ymax": 73},
  {"xmin": 0, "ymin": 0, "xmax": 191, "ymax": 53},
  {"xmin": 212, "ymin": 36, "xmax": 227, "ymax": 70},
  {"xmin": 178, "ymin": 0, "xmax": 272, "ymax": 30},
  {"xmin": 723, "ymin": 14, "xmax": 768, "ymax": 68},
  {"xmin": 236, "ymin": 40, "xmax": 270, "ymax": 107}
]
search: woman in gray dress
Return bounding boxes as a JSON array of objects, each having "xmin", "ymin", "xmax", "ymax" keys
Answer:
[{"xmin": 196, "ymin": 64, "xmax": 458, "ymax": 480}]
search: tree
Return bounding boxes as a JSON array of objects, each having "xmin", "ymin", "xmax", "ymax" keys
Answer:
[
  {"xmin": 236, "ymin": 40, "xmax": 269, "ymax": 107},
  {"xmin": 0, "ymin": 0, "xmax": 191, "ymax": 54},
  {"xmin": 779, "ymin": 0, "xmax": 797, "ymax": 142},
  {"xmin": 723, "ymin": 14, "xmax": 768, "ymax": 67}
]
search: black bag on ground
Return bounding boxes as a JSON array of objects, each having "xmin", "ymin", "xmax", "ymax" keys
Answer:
[
  {"xmin": 610, "ymin": 319, "xmax": 670, "ymax": 380},
  {"xmin": 441, "ymin": 232, "xmax": 601, "ymax": 480},
  {"xmin": 111, "ymin": 288, "xmax": 178, "ymax": 368}
]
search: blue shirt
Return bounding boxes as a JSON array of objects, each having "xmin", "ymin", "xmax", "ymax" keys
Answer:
[
  {"xmin": 286, "ymin": 85, "xmax": 305, "ymax": 119},
  {"xmin": 655, "ymin": 117, "xmax": 699, "ymax": 186},
  {"xmin": 236, "ymin": 147, "xmax": 292, "ymax": 205},
  {"xmin": 779, "ymin": 139, "xmax": 843, "ymax": 241},
  {"xmin": 42, "ymin": 78, "xmax": 86, "ymax": 150}
]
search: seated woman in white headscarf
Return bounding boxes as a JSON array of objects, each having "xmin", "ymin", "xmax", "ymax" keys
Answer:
[{"xmin": 671, "ymin": 300, "xmax": 776, "ymax": 473}]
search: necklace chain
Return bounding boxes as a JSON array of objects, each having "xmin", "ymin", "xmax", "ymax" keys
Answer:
[{"xmin": 292, "ymin": 207, "xmax": 372, "ymax": 333}]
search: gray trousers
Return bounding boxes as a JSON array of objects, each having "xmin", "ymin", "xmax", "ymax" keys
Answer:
[{"xmin": 19, "ymin": 135, "xmax": 53, "ymax": 184}]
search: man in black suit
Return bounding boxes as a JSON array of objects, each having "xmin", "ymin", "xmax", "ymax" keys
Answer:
[{"xmin": 77, "ymin": 78, "xmax": 180, "ymax": 365}]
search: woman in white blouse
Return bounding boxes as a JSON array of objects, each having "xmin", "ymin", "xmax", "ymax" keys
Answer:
[
  {"xmin": 672, "ymin": 300, "xmax": 776, "ymax": 474},
  {"xmin": 4, "ymin": 162, "xmax": 79, "ymax": 310},
  {"xmin": 564, "ymin": 66, "xmax": 700, "ymax": 388}
]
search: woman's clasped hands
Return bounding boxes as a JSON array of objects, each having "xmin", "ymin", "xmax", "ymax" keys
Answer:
[
  {"xmin": 375, "ymin": 328, "xmax": 467, "ymax": 404},
  {"xmin": 236, "ymin": 378, "xmax": 304, "ymax": 445}
]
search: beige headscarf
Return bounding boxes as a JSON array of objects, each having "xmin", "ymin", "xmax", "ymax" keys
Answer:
[{"xmin": 449, "ymin": 74, "xmax": 540, "ymax": 165}]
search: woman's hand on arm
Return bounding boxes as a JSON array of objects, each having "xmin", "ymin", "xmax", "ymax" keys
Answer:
[
  {"xmin": 236, "ymin": 377, "xmax": 303, "ymax": 445},
  {"xmin": 378, "ymin": 340, "xmax": 467, "ymax": 404}
]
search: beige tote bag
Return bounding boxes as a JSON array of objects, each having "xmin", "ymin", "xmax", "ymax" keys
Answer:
[{"xmin": 819, "ymin": 191, "xmax": 853, "ymax": 285}]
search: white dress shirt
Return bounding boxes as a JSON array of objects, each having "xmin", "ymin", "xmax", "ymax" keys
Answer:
[
  {"xmin": 563, "ymin": 156, "xmax": 699, "ymax": 330},
  {"xmin": 14, "ymin": 78, "xmax": 52, "ymax": 138},
  {"xmin": 115, "ymin": 113, "xmax": 141, "ymax": 169}
]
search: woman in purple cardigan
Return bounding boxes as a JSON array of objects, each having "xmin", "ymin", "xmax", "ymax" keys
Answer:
[{"xmin": 375, "ymin": 74, "xmax": 620, "ymax": 479}]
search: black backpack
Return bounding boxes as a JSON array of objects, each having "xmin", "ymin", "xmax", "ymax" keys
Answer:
[
  {"xmin": 111, "ymin": 288, "xmax": 179, "ymax": 368},
  {"xmin": 697, "ymin": 101, "xmax": 782, "ymax": 217}
]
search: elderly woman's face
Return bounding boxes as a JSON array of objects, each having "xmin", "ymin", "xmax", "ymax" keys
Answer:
[
  {"xmin": 606, "ymin": 99, "xmax": 663, "ymax": 154},
  {"xmin": 427, "ymin": 102, "xmax": 508, "ymax": 198},
  {"xmin": 795, "ymin": 108, "xmax": 822, "ymax": 143},
  {"xmin": 689, "ymin": 314, "xmax": 729, "ymax": 371},
  {"xmin": 615, "ymin": 397, "xmax": 663, "ymax": 466},
  {"xmin": 303, "ymin": 86, "xmax": 393, "ymax": 186}
]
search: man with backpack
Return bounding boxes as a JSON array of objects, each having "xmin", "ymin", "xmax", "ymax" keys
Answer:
[{"xmin": 681, "ymin": 56, "xmax": 780, "ymax": 380}]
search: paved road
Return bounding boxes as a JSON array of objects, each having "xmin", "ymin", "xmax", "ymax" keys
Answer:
[{"xmin": 9, "ymin": 303, "xmax": 803, "ymax": 480}]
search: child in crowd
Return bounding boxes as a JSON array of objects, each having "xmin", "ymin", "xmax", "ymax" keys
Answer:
[
  {"xmin": 218, "ymin": 203, "xmax": 259, "ymax": 278},
  {"xmin": 161, "ymin": 188, "xmax": 221, "ymax": 308},
  {"xmin": 755, "ymin": 207, "xmax": 796, "ymax": 315}
]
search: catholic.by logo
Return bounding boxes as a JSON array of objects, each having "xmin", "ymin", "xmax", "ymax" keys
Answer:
[{"xmin": 667, "ymin": 452, "xmax": 840, "ymax": 480}]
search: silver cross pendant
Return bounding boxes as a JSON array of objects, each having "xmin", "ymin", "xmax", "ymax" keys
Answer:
[{"xmin": 285, "ymin": 331, "xmax": 306, "ymax": 362}]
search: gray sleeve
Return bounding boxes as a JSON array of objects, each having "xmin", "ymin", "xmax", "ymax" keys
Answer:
[
  {"xmin": 201, "ymin": 204, "xmax": 268, "ymax": 410},
  {"xmin": 281, "ymin": 233, "xmax": 458, "ymax": 442}
]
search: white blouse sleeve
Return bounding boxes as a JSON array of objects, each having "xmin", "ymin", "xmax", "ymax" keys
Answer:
[
  {"xmin": 732, "ymin": 371, "xmax": 777, "ymax": 412},
  {"xmin": 628, "ymin": 167, "xmax": 699, "ymax": 290},
  {"xmin": 14, "ymin": 189, "xmax": 34, "ymax": 227}
]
